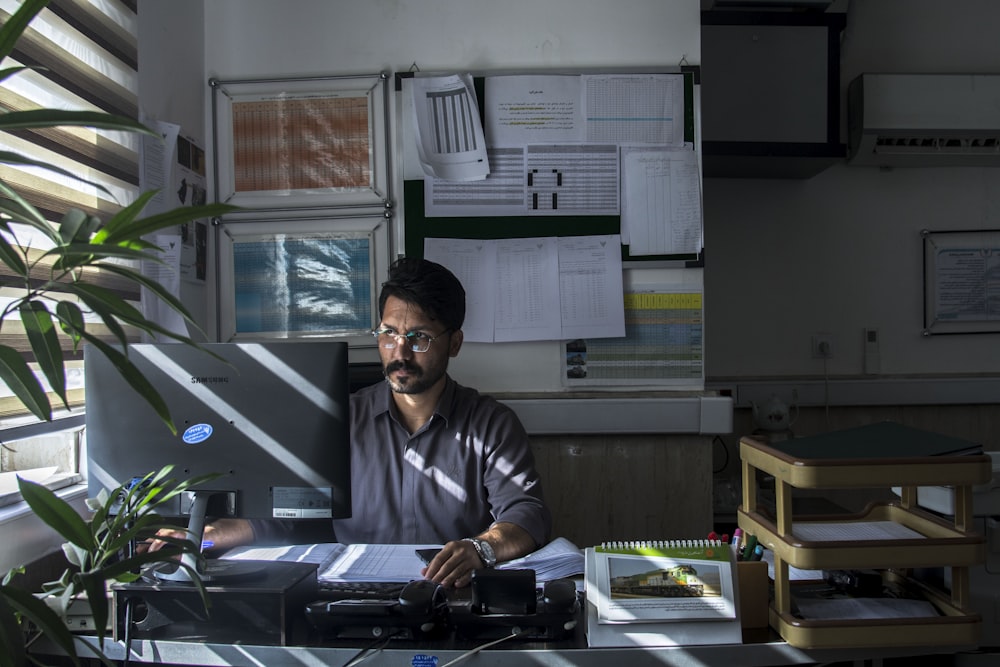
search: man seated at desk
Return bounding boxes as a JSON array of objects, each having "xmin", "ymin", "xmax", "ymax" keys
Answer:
[{"xmin": 150, "ymin": 257, "xmax": 551, "ymax": 588}]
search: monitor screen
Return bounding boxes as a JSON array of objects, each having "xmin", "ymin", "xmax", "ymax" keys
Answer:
[{"xmin": 85, "ymin": 341, "xmax": 351, "ymax": 580}]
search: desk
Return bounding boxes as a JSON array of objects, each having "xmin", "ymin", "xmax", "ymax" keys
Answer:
[{"xmin": 57, "ymin": 632, "xmax": 967, "ymax": 667}]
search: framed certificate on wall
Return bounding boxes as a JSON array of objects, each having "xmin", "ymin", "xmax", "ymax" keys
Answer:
[
  {"xmin": 216, "ymin": 213, "xmax": 390, "ymax": 343},
  {"xmin": 211, "ymin": 72, "xmax": 390, "ymax": 210},
  {"xmin": 923, "ymin": 229, "xmax": 1000, "ymax": 335}
]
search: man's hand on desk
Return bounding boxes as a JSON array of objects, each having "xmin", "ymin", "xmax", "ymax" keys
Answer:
[
  {"xmin": 421, "ymin": 522, "xmax": 538, "ymax": 588},
  {"xmin": 420, "ymin": 539, "xmax": 485, "ymax": 588},
  {"xmin": 141, "ymin": 518, "xmax": 254, "ymax": 554}
]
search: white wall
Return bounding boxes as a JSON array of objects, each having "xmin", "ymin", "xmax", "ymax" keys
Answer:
[
  {"xmin": 704, "ymin": 0, "xmax": 1000, "ymax": 382},
  {"xmin": 138, "ymin": 0, "xmax": 210, "ymax": 340},
  {"xmin": 183, "ymin": 0, "xmax": 701, "ymax": 392},
  {"xmin": 140, "ymin": 0, "xmax": 1000, "ymax": 395}
]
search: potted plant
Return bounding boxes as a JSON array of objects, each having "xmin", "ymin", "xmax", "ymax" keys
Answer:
[
  {"xmin": 0, "ymin": 0, "xmax": 238, "ymax": 664},
  {"xmin": 2, "ymin": 468, "xmax": 219, "ymax": 666}
]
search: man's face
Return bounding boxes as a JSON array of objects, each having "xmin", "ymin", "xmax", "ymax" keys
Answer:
[{"xmin": 378, "ymin": 295, "xmax": 460, "ymax": 395}]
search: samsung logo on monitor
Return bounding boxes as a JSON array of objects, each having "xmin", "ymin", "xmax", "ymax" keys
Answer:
[{"xmin": 190, "ymin": 376, "xmax": 230, "ymax": 384}]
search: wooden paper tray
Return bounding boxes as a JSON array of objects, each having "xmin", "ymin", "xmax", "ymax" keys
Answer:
[
  {"xmin": 770, "ymin": 578, "xmax": 981, "ymax": 649},
  {"xmin": 739, "ymin": 501, "xmax": 985, "ymax": 570}
]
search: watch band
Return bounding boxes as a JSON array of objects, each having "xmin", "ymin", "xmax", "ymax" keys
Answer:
[{"xmin": 462, "ymin": 537, "xmax": 496, "ymax": 568}]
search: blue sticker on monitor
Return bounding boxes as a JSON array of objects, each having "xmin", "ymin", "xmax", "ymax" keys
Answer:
[{"xmin": 182, "ymin": 423, "xmax": 213, "ymax": 444}]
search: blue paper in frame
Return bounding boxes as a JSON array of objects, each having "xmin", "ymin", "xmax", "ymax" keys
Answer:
[
  {"xmin": 217, "ymin": 215, "xmax": 387, "ymax": 342},
  {"xmin": 211, "ymin": 72, "xmax": 390, "ymax": 209}
]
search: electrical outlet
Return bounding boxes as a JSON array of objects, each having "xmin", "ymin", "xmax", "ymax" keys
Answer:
[{"xmin": 811, "ymin": 334, "xmax": 833, "ymax": 359}]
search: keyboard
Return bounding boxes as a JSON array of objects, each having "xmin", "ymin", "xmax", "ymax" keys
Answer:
[{"xmin": 317, "ymin": 580, "xmax": 407, "ymax": 601}]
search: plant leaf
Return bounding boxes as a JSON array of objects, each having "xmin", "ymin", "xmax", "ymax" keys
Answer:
[
  {"xmin": 55, "ymin": 300, "xmax": 85, "ymax": 348},
  {"xmin": 0, "ymin": 150, "xmax": 116, "ymax": 199},
  {"xmin": 18, "ymin": 300, "xmax": 67, "ymax": 405},
  {"xmin": 75, "ymin": 571, "xmax": 113, "ymax": 645},
  {"xmin": 0, "ymin": 345, "xmax": 49, "ymax": 421},
  {"xmin": 0, "ymin": 109, "xmax": 158, "ymax": 136},
  {"xmin": 95, "ymin": 203, "xmax": 238, "ymax": 245},
  {"xmin": 94, "ymin": 262, "xmax": 198, "ymax": 325},
  {"xmin": 57, "ymin": 208, "xmax": 101, "ymax": 246},
  {"xmin": 88, "ymin": 190, "xmax": 158, "ymax": 243},
  {"xmin": 78, "ymin": 336, "xmax": 176, "ymax": 434},
  {"xmin": 59, "ymin": 283, "xmax": 131, "ymax": 348},
  {"xmin": 0, "ymin": 585, "xmax": 81, "ymax": 667},
  {"xmin": 18, "ymin": 477, "xmax": 95, "ymax": 551},
  {"xmin": 0, "ymin": 0, "xmax": 46, "ymax": 63},
  {"xmin": 0, "ymin": 232, "xmax": 27, "ymax": 277},
  {"xmin": 0, "ymin": 178, "xmax": 50, "ymax": 231}
]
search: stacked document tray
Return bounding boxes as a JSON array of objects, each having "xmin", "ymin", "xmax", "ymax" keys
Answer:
[{"xmin": 738, "ymin": 422, "xmax": 992, "ymax": 649}]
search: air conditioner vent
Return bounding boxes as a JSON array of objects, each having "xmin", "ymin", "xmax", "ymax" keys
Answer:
[
  {"xmin": 848, "ymin": 74, "xmax": 1000, "ymax": 167},
  {"xmin": 873, "ymin": 135, "xmax": 1000, "ymax": 154}
]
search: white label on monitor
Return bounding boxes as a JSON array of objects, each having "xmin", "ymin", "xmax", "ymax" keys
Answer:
[{"xmin": 272, "ymin": 486, "xmax": 333, "ymax": 519}]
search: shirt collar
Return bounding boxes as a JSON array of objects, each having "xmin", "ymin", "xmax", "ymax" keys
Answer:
[{"xmin": 374, "ymin": 374, "xmax": 457, "ymax": 426}]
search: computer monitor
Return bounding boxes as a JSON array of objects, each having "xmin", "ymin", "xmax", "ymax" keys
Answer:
[{"xmin": 85, "ymin": 341, "xmax": 351, "ymax": 582}]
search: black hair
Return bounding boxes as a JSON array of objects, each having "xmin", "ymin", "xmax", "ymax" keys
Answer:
[{"xmin": 378, "ymin": 257, "xmax": 466, "ymax": 331}]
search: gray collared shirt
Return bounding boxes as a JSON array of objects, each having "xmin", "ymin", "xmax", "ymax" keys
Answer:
[{"xmin": 330, "ymin": 376, "xmax": 551, "ymax": 546}]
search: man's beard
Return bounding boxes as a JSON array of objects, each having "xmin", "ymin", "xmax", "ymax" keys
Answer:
[{"xmin": 383, "ymin": 359, "xmax": 446, "ymax": 395}]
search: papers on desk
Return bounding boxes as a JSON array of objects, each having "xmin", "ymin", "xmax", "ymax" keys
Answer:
[
  {"xmin": 221, "ymin": 537, "xmax": 585, "ymax": 584},
  {"xmin": 222, "ymin": 543, "xmax": 434, "ymax": 583},
  {"xmin": 794, "ymin": 596, "xmax": 940, "ymax": 621},
  {"xmin": 791, "ymin": 520, "xmax": 925, "ymax": 542},
  {"xmin": 497, "ymin": 536, "xmax": 584, "ymax": 582}
]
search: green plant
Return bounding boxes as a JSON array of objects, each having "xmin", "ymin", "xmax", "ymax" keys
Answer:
[
  {"xmin": 0, "ymin": 467, "xmax": 218, "ymax": 667},
  {"xmin": 0, "ymin": 1, "xmax": 239, "ymax": 664},
  {"xmin": 0, "ymin": 0, "xmax": 236, "ymax": 433}
]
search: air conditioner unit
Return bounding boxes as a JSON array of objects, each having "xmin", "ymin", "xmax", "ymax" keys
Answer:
[{"xmin": 848, "ymin": 73, "xmax": 1000, "ymax": 167}]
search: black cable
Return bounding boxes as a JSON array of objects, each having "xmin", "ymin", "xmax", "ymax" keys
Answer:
[
  {"xmin": 712, "ymin": 434, "xmax": 730, "ymax": 475},
  {"xmin": 437, "ymin": 628, "xmax": 532, "ymax": 667},
  {"xmin": 339, "ymin": 628, "xmax": 403, "ymax": 667},
  {"xmin": 122, "ymin": 596, "xmax": 135, "ymax": 667}
]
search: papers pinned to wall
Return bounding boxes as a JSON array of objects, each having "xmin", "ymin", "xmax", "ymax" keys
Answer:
[{"xmin": 410, "ymin": 73, "xmax": 490, "ymax": 181}]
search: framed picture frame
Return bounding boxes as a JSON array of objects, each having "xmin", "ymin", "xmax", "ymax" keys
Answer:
[
  {"xmin": 922, "ymin": 229, "xmax": 1000, "ymax": 335},
  {"xmin": 216, "ymin": 212, "xmax": 390, "ymax": 343},
  {"xmin": 211, "ymin": 72, "xmax": 390, "ymax": 210}
]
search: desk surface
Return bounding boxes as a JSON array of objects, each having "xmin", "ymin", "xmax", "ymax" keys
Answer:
[{"xmin": 66, "ymin": 634, "xmax": 965, "ymax": 667}]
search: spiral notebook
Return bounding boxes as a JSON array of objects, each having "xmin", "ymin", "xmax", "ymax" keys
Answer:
[{"xmin": 584, "ymin": 539, "xmax": 742, "ymax": 647}]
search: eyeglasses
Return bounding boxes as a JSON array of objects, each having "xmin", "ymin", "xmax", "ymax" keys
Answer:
[{"xmin": 370, "ymin": 328, "xmax": 450, "ymax": 353}]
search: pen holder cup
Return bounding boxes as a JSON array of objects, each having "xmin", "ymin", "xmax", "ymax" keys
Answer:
[{"xmin": 737, "ymin": 561, "xmax": 770, "ymax": 638}]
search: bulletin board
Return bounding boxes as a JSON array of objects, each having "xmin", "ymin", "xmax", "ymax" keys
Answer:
[{"xmin": 399, "ymin": 68, "xmax": 701, "ymax": 266}]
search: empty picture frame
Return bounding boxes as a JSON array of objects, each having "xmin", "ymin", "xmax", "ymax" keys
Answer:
[
  {"xmin": 923, "ymin": 229, "xmax": 1000, "ymax": 335},
  {"xmin": 211, "ymin": 72, "xmax": 390, "ymax": 209},
  {"xmin": 216, "ymin": 213, "xmax": 390, "ymax": 343}
]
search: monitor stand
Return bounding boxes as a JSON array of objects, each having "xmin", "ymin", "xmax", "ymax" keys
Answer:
[{"xmin": 149, "ymin": 490, "xmax": 266, "ymax": 584}]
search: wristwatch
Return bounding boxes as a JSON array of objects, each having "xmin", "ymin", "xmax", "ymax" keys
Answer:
[{"xmin": 463, "ymin": 537, "xmax": 497, "ymax": 568}]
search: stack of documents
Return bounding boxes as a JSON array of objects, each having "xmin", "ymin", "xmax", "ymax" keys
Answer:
[
  {"xmin": 221, "ymin": 537, "xmax": 585, "ymax": 584},
  {"xmin": 497, "ymin": 536, "xmax": 584, "ymax": 581}
]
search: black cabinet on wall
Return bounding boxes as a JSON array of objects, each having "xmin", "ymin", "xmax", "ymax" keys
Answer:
[{"xmin": 700, "ymin": 11, "xmax": 846, "ymax": 178}]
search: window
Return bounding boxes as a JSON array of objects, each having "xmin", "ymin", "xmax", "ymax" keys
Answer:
[{"xmin": 0, "ymin": 0, "xmax": 139, "ymax": 487}]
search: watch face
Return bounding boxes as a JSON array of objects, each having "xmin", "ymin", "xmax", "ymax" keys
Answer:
[{"xmin": 466, "ymin": 537, "xmax": 496, "ymax": 566}]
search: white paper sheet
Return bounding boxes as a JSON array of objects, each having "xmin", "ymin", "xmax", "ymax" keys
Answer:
[
  {"xmin": 425, "ymin": 235, "xmax": 625, "ymax": 343},
  {"xmin": 410, "ymin": 73, "xmax": 489, "ymax": 181},
  {"xmin": 558, "ymin": 235, "xmax": 625, "ymax": 339},
  {"xmin": 621, "ymin": 146, "xmax": 702, "ymax": 255},
  {"xmin": 424, "ymin": 238, "xmax": 497, "ymax": 343},
  {"xmin": 485, "ymin": 74, "xmax": 584, "ymax": 146}
]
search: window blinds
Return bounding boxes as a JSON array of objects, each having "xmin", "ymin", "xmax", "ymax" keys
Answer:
[{"xmin": 0, "ymin": 0, "xmax": 139, "ymax": 418}]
